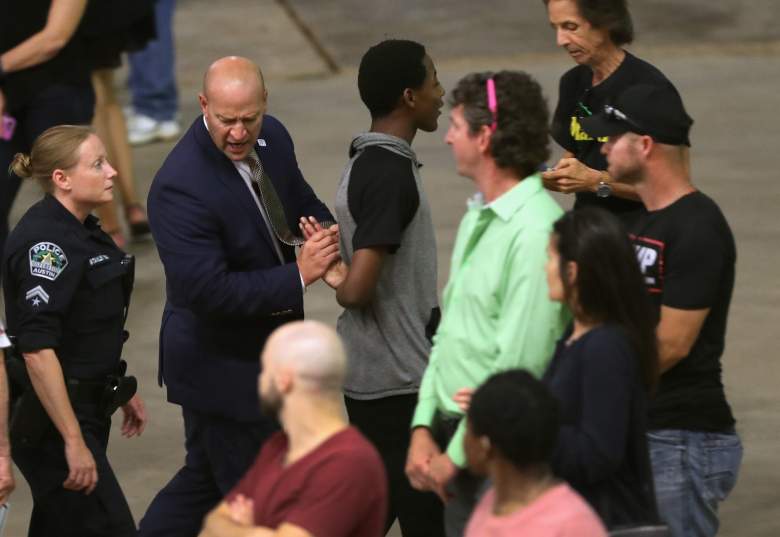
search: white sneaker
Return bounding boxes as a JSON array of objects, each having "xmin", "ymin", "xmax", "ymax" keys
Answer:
[{"xmin": 127, "ymin": 113, "xmax": 181, "ymax": 146}]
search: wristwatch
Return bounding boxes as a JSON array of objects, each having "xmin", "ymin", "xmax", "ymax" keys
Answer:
[
  {"xmin": 596, "ymin": 181, "xmax": 612, "ymax": 198},
  {"xmin": 596, "ymin": 171, "xmax": 612, "ymax": 198}
]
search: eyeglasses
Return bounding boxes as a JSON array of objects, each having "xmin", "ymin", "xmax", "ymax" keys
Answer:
[
  {"xmin": 486, "ymin": 78, "xmax": 498, "ymax": 132},
  {"xmin": 603, "ymin": 104, "xmax": 646, "ymax": 135}
]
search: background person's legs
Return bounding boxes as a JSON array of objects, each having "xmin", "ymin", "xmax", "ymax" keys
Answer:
[
  {"xmin": 127, "ymin": 0, "xmax": 180, "ymax": 145},
  {"xmin": 91, "ymin": 69, "xmax": 150, "ymax": 246},
  {"xmin": 138, "ymin": 407, "xmax": 275, "ymax": 537}
]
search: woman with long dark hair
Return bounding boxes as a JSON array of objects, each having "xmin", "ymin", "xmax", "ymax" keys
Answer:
[{"xmin": 542, "ymin": 207, "xmax": 659, "ymax": 528}]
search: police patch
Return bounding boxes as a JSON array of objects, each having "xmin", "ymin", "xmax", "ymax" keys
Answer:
[{"xmin": 29, "ymin": 242, "xmax": 68, "ymax": 281}]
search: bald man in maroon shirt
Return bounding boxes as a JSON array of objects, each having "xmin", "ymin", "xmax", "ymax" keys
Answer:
[{"xmin": 200, "ymin": 321, "xmax": 388, "ymax": 537}]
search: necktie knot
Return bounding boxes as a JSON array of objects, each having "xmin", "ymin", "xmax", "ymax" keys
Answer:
[{"xmin": 244, "ymin": 153, "xmax": 262, "ymax": 174}]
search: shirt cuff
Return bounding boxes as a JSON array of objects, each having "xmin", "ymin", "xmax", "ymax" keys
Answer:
[
  {"xmin": 411, "ymin": 398, "xmax": 437, "ymax": 429},
  {"xmin": 445, "ymin": 420, "xmax": 468, "ymax": 468},
  {"xmin": 299, "ymin": 271, "xmax": 307, "ymax": 295}
]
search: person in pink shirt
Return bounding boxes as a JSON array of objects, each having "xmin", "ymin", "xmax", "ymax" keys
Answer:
[{"xmin": 463, "ymin": 370, "xmax": 607, "ymax": 537}]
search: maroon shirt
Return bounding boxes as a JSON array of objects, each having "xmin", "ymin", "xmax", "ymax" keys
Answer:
[{"xmin": 228, "ymin": 426, "xmax": 387, "ymax": 537}]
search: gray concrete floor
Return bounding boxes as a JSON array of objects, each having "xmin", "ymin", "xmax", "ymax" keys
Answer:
[{"xmin": 5, "ymin": 1, "xmax": 780, "ymax": 535}]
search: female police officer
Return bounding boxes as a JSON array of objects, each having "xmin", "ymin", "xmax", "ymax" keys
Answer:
[{"xmin": 2, "ymin": 124, "xmax": 146, "ymax": 536}]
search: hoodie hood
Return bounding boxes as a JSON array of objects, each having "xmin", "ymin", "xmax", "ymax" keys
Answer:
[{"xmin": 349, "ymin": 132, "xmax": 419, "ymax": 165}]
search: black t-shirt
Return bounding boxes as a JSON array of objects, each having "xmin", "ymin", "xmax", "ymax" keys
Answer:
[
  {"xmin": 0, "ymin": 0, "xmax": 90, "ymax": 111},
  {"xmin": 347, "ymin": 146, "xmax": 419, "ymax": 254},
  {"xmin": 629, "ymin": 191, "xmax": 736, "ymax": 431},
  {"xmin": 551, "ymin": 52, "xmax": 679, "ymax": 216}
]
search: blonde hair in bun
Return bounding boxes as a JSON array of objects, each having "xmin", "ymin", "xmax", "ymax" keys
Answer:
[
  {"xmin": 9, "ymin": 153, "xmax": 33, "ymax": 179},
  {"xmin": 9, "ymin": 125, "xmax": 94, "ymax": 192}
]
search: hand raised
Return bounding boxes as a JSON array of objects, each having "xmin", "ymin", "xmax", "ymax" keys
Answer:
[
  {"xmin": 323, "ymin": 259, "xmax": 348, "ymax": 290},
  {"xmin": 297, "ymin": 228, "xmax": 340, "ymax": 286},
  {"xmin": 300, "ymin": 217, "xmax": 339, "ymax": 242}
]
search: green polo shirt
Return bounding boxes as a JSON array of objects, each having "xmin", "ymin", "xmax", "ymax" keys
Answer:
[{"xmin": 411, "ymin": 173, "xmax": 569, "ymax": 467}]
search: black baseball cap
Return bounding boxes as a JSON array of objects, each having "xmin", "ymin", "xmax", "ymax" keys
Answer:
[{"xmin": 580, "ymin": 84, "xmax": 693, "ymax": 147}]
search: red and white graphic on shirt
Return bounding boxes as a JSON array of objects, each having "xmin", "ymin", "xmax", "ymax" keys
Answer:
[{"xmin": 630, "ymin": 234, "xmax": 665, "ymax": 294}]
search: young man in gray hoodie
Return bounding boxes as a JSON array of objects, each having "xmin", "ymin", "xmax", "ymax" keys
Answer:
[{"xmin": 306, "ymin": 39, "xmax": 445, "ymax": 536}]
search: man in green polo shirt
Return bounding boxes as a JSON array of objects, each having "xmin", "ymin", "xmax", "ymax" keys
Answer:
[{"xmin": 405, "ymin": 70, "xmax": 569, "ymax": 536}]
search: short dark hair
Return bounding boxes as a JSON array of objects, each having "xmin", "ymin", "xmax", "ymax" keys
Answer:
[
  {"xmin": 358, "ymin": 39, "xmax": 428, "ymax": 119},
  {"xmin": 543, "ymin": 0, "xmax": 634, "ymax": 45},
  {"xmin": 449, "ymin": 71, "xmax": 550, "ymax": 178},
  {"xmin": 468, "ymin": 370, "xmax": 559, "ymax": 468},
  {"xmin": 553, "ymin": 208, "xmax": 659, "ymax": 392}
]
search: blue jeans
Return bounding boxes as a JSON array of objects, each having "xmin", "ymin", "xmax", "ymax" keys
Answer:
[
  {"xmin": 648, "ymin": 429, "xmax": 742, "ymax": 537},
  {"xmin": 127, "ymin": 0, "xmax": 178, "ymax": 120}
]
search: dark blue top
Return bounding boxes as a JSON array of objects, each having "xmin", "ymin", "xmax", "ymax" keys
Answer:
[{"xmin": 543, "ymin": 323, "xmax": 657, "ymax": 528}]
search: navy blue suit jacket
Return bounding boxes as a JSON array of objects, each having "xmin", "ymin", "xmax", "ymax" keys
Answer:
[{"xmin": 147, "ymin": 115, "xmax": 333, "ymax": 421}]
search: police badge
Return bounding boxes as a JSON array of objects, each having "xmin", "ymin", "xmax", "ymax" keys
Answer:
[{"xmin": 29, "ymin": 242, "xmax": 68, "ymax": 281}]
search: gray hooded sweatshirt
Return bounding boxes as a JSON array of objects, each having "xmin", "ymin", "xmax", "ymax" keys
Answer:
[{"xmin": 335, "ymin": 133, "xmax": 439, "ymax": 400}]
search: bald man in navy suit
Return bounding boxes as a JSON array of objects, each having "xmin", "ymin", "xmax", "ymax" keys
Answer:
[{"xmin": 139, "ymin": 57, "xmax": 338, "ymax": 537}]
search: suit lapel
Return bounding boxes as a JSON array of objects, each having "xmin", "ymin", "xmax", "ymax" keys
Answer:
[{"xmin": 193, "ymin": 119, "xmax": 281, "ymax": 259}]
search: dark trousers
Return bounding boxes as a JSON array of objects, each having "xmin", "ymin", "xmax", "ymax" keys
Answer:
[
  {"xmin": 345, "ymin": 394, "xmax": 446, "ymax": 537},
  {"xmin": 430, "ymin": 412, "xmax": 488, "ymax": 537},
  {"xmin": 0, "ymin": 82, "xmax": 94, "ymax": 281},
  {"xmin": 443, "ymin": 469, "xmax": 488, "ymax": 537},
  {"xmin": 138, "ymin": 407, "xmax": 277, "ymax": 537},
  {"xmin": 12, "ymin": 403, "xmax": 135, "ymax": 537}
]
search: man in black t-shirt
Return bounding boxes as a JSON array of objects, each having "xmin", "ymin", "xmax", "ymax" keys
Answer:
[{"xmin": 583, "ymin": 84, "xmax": 742, "ymax": 537}]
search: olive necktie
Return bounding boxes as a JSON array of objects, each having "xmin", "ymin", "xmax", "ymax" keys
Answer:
[{"xmin": 244, "ymin": 152, "xmax": 304, "ymax": 246}]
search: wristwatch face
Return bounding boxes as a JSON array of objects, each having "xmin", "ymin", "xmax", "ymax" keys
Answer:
[{"xmin": 596, "ymin": 181, "xmax": 612, "ymax": 198}]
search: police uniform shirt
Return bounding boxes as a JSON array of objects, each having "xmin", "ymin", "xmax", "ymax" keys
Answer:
[{"xmin": 2, "ymin": 194, "xmax": 131, "ymax": 379}]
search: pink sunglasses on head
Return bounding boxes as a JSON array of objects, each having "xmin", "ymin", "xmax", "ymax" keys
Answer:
[{"xmin": 486, "ymin": 77, "xmax": 498, "ymax": 132}]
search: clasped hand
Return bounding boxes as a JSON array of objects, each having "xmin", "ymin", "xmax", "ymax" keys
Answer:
[
  {"xmin": 405, "ymin": 428, "xmax": 456, "ymax": 503},
  {"xmin": 299, "ymin": 217, "xmax": 346, "ymax": 288}
]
